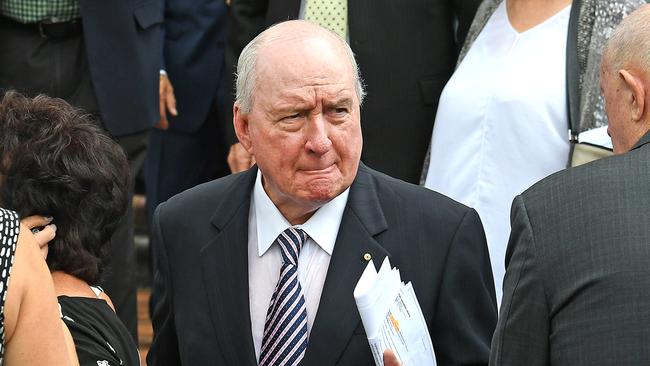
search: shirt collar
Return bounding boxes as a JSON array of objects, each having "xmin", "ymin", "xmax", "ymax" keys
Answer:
[{"xmin": 253, "ymin": 170, "xmax": 350, "ymax": 257}]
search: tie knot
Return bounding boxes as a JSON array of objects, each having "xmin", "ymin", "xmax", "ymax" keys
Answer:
[{"xmin": 276, "ymin": 227, "xmax": 307, "ymax": 265}]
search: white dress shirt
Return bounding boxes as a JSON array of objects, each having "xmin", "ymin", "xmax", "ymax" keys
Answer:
[
  {"xmin": 425, "ymin": 1, "xmax": 571, "ymax": 305},
  {"xmin": 248, "ymin": 170, "xmax": 350, "ymax": 359}
]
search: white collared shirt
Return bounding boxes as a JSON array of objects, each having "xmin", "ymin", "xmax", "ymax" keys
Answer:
[{"xmin": 248, "ymin": 170, "xmax": 350, "ymax": 359}]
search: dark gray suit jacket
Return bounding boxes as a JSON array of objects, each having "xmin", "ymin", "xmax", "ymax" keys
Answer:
[
  {"xmin": 491, "ymin": 132, "xmax": 650, "ymax": 365},
  {"xmin": 147, "ymin": 163, "xmax": 497, "ymax": 365}
]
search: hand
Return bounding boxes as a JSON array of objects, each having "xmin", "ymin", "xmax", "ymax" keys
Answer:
[
  {"xmin": 227, "ymin": 142, "xmax": 256, "ymax": 173},
  {"xmin": 383, "ymin": 349, "xmax": 402, "ymax": 366},
  {"xmin": 156, "ymin": 73, "xmax": 178, "ymax": 130},
  {"xmin": 21, "ymin": 215, "xmax": 57, "ymax": 259}
]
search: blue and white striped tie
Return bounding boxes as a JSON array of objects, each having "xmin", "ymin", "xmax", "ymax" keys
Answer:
[{"xmin": 259, "ymin": 227, "xmax": 309, "ymax": 366}]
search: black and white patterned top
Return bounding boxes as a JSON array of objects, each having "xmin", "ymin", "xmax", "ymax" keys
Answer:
[{"xmin": 0, "ymin": 208, "xmax": 19, "ymax": 363}]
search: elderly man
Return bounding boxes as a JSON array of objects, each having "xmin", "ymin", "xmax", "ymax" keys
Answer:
[
  {"xmin": 147, "ymin": 21, "xmax": 496, "ymax": 366},
  {"xmin": 491, "ymin": 5, "xmax": 650, "ymax": 366}
]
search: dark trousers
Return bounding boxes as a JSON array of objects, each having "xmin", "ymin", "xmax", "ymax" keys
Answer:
[
  {"xmin": 0, "ymin": 17, "xmax": 142, "ymax": 342},
  {"xmin": 144, "ymin": 100, "xmax": 230, "ymax": 315}
]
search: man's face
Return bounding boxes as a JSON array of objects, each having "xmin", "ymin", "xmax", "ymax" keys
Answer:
[{"xmin": 237, "ymin": 33, "xmax": 362, "ymax": 220}]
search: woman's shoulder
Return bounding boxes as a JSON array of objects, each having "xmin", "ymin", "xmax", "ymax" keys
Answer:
[
  {"xmin": 52, "ymin": 272, "xmax": 105, "ymax": 299},
  {"xmin": 59, "ymin": 294, "xmax": 140, "ymax": 366}
]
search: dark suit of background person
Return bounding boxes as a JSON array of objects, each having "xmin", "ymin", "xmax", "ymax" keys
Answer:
[
  {"xmin": 147, "ymin": 164, "xmax": 497, "ymax": 366},
  {"xmin": 491, "ymin": 133, "xmax": 650, "ymax": 365},
  {"xmin": 144, "ymin": 0, "xmax": 231, "ymax": 221},
  {"xmin": 224, "ymin": 0, "xmax": 482, "ymax": 184},
  {"xmin": 0, "ymin": 0, "xmax": 163, "ymax": 341},
  {"xmin": 144, "ymin": 0, "xmax": 231, "ymax": 301}
]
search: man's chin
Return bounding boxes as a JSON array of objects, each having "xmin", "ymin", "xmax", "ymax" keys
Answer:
[{"xmin": 302, "ymin": 180, "xmax": 345, "ymax": 202}]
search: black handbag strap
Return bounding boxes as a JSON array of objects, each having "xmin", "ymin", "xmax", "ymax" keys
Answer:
[{"xmin": 566, "ymin": 0, "xmax": 582, "ymax": 142}]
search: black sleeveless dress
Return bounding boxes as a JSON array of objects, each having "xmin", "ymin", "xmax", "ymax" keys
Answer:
[{"xmin": 59, "ymin": 292, "xmax": 140, "ymax": 366}]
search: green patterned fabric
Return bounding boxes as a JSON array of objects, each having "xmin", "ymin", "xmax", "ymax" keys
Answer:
[
  {"xmin": 0, "ymin": 0, "xmax": 80, "ymax": 24},
  {"xmin": 304, "ymin": 0, "xmax": 347, "ymax": 39}
]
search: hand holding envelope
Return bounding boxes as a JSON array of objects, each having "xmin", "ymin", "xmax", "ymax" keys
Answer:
[{"xmin": 354, "ymin": 257, "xmax": 437, "ymax": 366}]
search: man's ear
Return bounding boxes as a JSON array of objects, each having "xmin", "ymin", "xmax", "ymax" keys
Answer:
[
  {"xmin": 619, "ymin": 69, "xmax": 646, "ymax": 121},
  {"xmin": 233, "ymin": 102, "xmax": 254, "ymax": 154}
]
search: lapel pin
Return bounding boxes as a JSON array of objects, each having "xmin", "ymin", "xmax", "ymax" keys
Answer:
[{"xmin": 362, "ymin": 253, "xmax": 372, "ymax": 262}]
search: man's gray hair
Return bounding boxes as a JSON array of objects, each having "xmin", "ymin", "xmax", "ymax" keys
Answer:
[
  {"xmin": 235, "ymin": 21, "xmax": 366, "ymax": 113},
  {"xmin": 603, "ymin": 4, "xmax": 650, "ymax": 72}
]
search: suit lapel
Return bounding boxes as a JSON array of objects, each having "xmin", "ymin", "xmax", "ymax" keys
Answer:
[
  {"xmin": 302, "ymin": 165, "xmax": 390, "ymax": 364},
  {"xmin": 200, "ymin": 168, "xmax": 258, "ymax": 366}
]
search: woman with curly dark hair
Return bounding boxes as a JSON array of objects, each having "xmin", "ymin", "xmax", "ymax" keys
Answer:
[{"xmin": 0, "ymin": 91, "xmax": 139, "ymax": 366}]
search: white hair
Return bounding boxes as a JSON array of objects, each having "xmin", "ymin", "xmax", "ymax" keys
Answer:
[
  {"xmin": 235, "ymin": 21, "xmax": 366, "ymax": 113},
  {"xmin": 603, "ymin": 4, "xmax": 650, "ymax": 73}
]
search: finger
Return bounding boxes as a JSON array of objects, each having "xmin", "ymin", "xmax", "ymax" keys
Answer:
[
  {"xmin": 227, "ymin": 145, "xmax": 238, "ymax": 173},
  {"xmin": 234, "ymin": 147, "xmax": 249, "ymax": 173},
  {"xmin": 155, "ymin": 117, "xmax": 169, "ymax": 130},
  {"xmin": 158, "ymin": 93, "xmax": 169, "ymax": 130},
  {"xmin": 166, "ymin": 86, "xmax": 178, "ymax": 116},
  {"xmin": 249, "ymin": 155, "xmax": 256, "ymax": 168},
  {"xmin": 383, "ymin": 349, "xmax": 401, "ymax": 366},
  {"xmin": 40, "ymin": 245, "xmax": 48, "ymax": 260},
  {"xmin": 159, "ymin": 78, "xmax": 167, "ymax": 104},
  {"xmin": 33, "ymin": 224, "xmax": 57, "ymax": 248},
  {"xmin": 21, "ymin": 215, "xmax": 53, "ymax": 230},
  {"xmin": 235, "ymin": 161, "xmax": 247, "ymax": 173}
]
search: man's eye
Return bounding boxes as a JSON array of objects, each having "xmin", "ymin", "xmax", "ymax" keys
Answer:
[{"xmin": 283, "ymin": 113, "xmax": 300, "ymax": 120}]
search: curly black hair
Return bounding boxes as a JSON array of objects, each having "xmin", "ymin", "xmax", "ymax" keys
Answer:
[{"xmin": 0, "ymin": 91, "xmax": 129, "ymax": 284}]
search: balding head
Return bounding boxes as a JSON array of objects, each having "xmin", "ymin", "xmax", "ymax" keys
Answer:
[
  {"xmin": 603, "ymin": 4, "xmax": 650, "ymax": 73},
  {"xmin": 600, "ymin": 5, "xmax": 650, "ymax": 154},
  {"xmin": 235, "ymin": 20, "xmax": 365, "ymax": 113}
]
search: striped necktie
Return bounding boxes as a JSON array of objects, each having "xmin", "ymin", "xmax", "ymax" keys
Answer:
[
  {"xmin": 304, "ymin": 0, "xmax": 348, "ymax": 39},
  {"xmin": 259, "ymin": 227, "xmax": 309, "ymax": 366}
]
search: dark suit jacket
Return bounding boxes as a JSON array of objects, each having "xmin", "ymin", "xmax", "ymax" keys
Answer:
[
  {"xmin": 225, "ymin": 0, "xmax": 481, "ymax": 184},
  {"xmin": 162, "ymin": 0, "xmax": 228, "ymax": 133},
  {"xmin": 491, "ymin": 132, "xmax": 650, "ymax": 365},
  {"xmin": 80, "ymin": 0, "xmax": 163, "ymax": 137},
  {"xmin": 147, "ymin": 163, "xmax": 497, "ymax": 365}
]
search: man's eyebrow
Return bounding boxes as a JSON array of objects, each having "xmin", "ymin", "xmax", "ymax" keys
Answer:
[
  {"xmin": 273, "ymin": 99, "xmax": 313, "ymax": 111},
  {"xmin": 326, "ymin": 97, "xmax": 353, "ymax": 107}
]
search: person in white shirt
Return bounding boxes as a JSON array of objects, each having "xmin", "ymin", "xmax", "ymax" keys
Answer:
[{"xmin": 423, "ymin": 0, "xmax": 646, "ymax": 304}]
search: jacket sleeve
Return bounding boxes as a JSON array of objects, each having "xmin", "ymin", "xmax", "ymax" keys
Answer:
[
  {"xmin": 489, "ymin": 195, "xmax": 550, "ymax": 366},
  {"xmin": 431, "ymin": 208, "xmax": 498, "ymax": 365},
  {"xmin": 146, "ymin": 203, "xmax": 182, "ymax": 366}
]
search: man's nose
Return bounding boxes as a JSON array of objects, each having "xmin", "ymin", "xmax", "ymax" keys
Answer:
[{"xmin": 304, "ymin": 115, "xmax": 333, "ymax": 155}]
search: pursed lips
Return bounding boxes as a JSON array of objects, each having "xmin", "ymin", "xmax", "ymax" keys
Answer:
[{"xmin": 299, "ymin": 164, "xmax": 337, "ymax": 175}]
